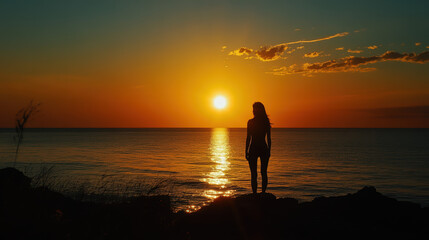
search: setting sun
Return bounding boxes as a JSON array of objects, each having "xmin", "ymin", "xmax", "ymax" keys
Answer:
[{"xmin": 213, "ymin": 95, "xmax": 227, "ymax": 109}]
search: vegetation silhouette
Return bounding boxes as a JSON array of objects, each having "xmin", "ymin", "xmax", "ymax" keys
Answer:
[{"xmin": 13, "ymin": 100, "xmax": 40, "ymax": 167}]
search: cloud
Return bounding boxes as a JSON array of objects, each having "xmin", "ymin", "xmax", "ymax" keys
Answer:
[
  {"xmin": 367, "ymin": 45, "xmax": 378, "ymax": 50},
  {"xmin": 348, "ymin": 49, "xmax": 363, "ymax": 54},
  {"xmin": 228, "ymin": 46, "xmax": 287, "ymax": 61},
  {"xmin": 286, "ymin": 45, "xmax": 305, "ymax": 54},
  {"xmin": 269, "ymin": 51, "xmax": 429, "ymax": 76},
  {"xmin": 228, "ymin": 47, "xmax": 252, "ymax": 56},
  {"xmin": 255, "ymin": 45, "xmax": 288, "ymax": 61},
  {"xmin": 304, "ymin": 51, "xmax": 323, "ymax": 58},
  {"xmin": 286, "ymin": 32, "xmax": 349, "ymax": 45},
  {"xmin": 229, "ymin": 32, "xmax": 349, "ymax": 61},
  {"xmin": 415, "ymin": 42, "xmax": 421, "ymax": 46},
  {"xmin": 221, "ymin": 46, "xmax": 227, "ymax": 52},
  {"xmin": 336, "ymin": 47, "xmax": 344, "ymax": 50},
  {"xmin": 362, "ymin": 106, "xmax": 429, "ymax": 119},
  {"xmin": 294, "ymin": 28, "xmax": 301, "ymax": 31},
  {"xmin": 228, "ymin": 45, "xmax": 288, "ymax": 61}
]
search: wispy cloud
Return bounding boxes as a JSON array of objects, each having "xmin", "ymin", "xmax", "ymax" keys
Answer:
[
  {"xmin": 286, "ymin": 32, "xmax": 349, "ymax": 45},
  {"xmin": 286, "ymin": 45, "xmax": 305, "ymax": 54},
  {"xmin": 348, "ymin": 49, "xmax": 363, "ymax": 54},
  {"xmin": 287, "ymin": 49, "xmax": 296, "ymax": 54},
  {"xmin": 229, "ymin": 32, "xmax": 349, "ymax": 61},
  {"xmin": 367, "ymin": 45, "xmax": 378, "ymax": 50},
  {"xmin": 415, "ymin": 42, "xmax": 421, "ymax": 46},
  {"xmin": 269, "ymin": 51, "xmax": 429, "ymax": 76},
  {"xmin": 221, "ymin": 46, "xmax": 227, "ymax": 52},
  {"xmin": 336, "ymin": 47, "xmax": 344, "ymax": 50},
  {"xmin": 304, "ymin": 51, "xmax": 323, "ymax": 58}
]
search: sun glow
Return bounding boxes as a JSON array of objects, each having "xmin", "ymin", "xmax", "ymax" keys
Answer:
[{"xmin": 213, "ymin": 95, "xmax": 227, "ymax": 109}]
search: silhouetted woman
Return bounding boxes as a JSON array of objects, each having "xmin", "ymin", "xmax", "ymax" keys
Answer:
[{"xmin": 245, "ymin": 102, "xmax": 271, "ymax": 194}]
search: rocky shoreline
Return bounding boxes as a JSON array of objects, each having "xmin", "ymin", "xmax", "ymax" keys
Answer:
[{"xmin": 1, "ymin": 167, "xmax": 428, "ymax": 239}]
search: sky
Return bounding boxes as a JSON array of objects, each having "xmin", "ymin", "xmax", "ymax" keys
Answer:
[{"xmin": 1, "ymin": 0, "xmax": 428, "ymax": 128}]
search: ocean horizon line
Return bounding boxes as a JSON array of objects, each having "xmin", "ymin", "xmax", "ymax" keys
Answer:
[{"xmin": 1, "ymin": 127, "xmax": 428, "ymax": 130}]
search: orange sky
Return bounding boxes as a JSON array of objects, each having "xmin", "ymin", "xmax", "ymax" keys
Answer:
[{"xmin": 1, "ymin": 1, "xmax": 429, "ymax": 128}]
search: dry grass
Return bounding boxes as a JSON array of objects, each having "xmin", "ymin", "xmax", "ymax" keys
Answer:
[
  {"xmin": 14, "ymin": 101, "xmax": 41, "ymax": 167},
  {"xmin": 25, "ymin": 164, "xmax": 177, "ymax": 204}
]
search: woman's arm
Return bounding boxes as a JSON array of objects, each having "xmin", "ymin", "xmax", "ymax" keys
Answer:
[
  {"xmin": 245, "ymin": 120, "xmax": 251, "ymax": 160},
  {"xmin": 267, "ymin": 126, "xmax": 271, "ymax": 157}
]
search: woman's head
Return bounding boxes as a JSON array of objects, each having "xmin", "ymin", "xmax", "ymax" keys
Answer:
[
  {"xmin": 252, "ymin": 102, "xmax": 270, "ymax": 126},
  {"xmin": 252, "ymin": 102, "xmax": 266, "ymax": 118}
]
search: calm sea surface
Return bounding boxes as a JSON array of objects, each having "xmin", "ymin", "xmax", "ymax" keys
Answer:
[{"xmin": 1, "ymin": 128, "xmax": 428, "ymax": 210}]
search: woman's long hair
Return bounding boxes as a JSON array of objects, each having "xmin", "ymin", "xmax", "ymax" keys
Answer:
[{"xmin": 252, "ymin": 102, "xmax": 271, "ymax": 128}]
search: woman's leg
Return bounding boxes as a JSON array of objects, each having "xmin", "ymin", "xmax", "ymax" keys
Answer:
[
  {"xmin": 260, "ymin": 155, "xmax": 270, "ymax": 193},
  {"xmin": 247, "ymin": 155, "xmax": 258, "ymax": 194}
]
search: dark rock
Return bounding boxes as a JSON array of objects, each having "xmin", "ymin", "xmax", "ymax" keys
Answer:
[
  {"xmin": 175, "ymin": 187, "xmax": 429, "ymax": 240},
  {"xmin": 1, "ymin": 168, "xmax": 428, "ymax": 240},
  {"xmin": 0, "ymin": 167, "xmax": 31, "ymax": 191}
]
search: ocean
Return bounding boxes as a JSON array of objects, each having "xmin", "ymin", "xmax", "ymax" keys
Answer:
[{"xmin": 1, "ymin": 128, "xmax": 428, "ymax": 210}]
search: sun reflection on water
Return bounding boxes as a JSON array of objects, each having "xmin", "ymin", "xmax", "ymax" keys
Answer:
[{"xmin": 201, "ymin": 128, "xmax": 233, "ymax": 200}]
